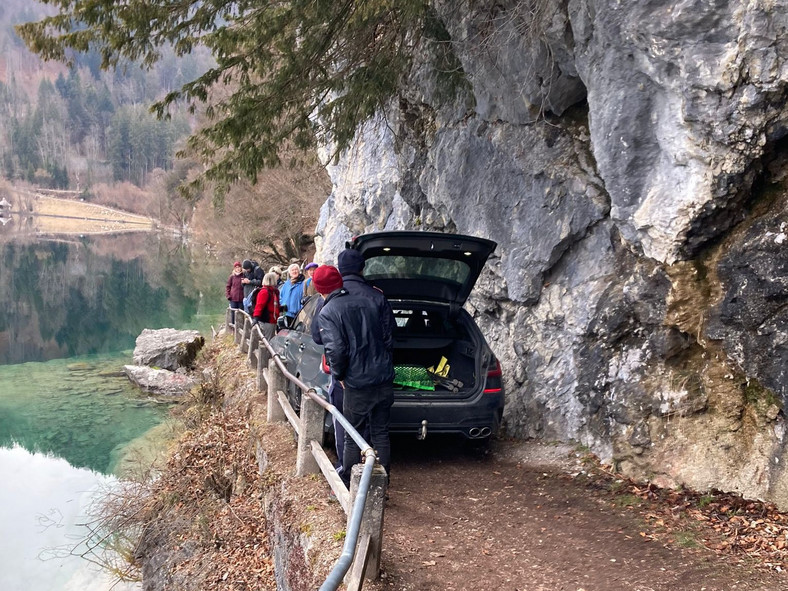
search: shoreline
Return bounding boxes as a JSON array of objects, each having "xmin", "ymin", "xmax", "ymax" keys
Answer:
[{"xmin": 2, "ymin": 191, "xmax": 175, "ymax": 236}]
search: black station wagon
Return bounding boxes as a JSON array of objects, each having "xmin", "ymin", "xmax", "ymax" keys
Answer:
[{"xmin": 270, "ymin": 231, "xmax": 504, "ymax": 442}]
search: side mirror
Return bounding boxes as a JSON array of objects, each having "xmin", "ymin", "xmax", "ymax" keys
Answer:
[{"xmin": 276, "ymin": 316, "xmax": 288, "ymax": 331}]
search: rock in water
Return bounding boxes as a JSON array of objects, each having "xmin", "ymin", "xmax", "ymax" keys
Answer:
[
  {"xmin": 124, "ymin": 365, "xmax": 197, "ymax": 396},
  {"xmin": 132, "ymin": 328, "xmax": 205, "ymax": 371}
]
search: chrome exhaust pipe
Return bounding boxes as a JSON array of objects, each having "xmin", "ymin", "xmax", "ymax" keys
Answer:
[
  {"xmin": 480, "ymin": 426, "xmax": 491, "ymax": 437},
  {"xmin": 469, "ymin": 427, "xmax": 481, "ymax": 438}
]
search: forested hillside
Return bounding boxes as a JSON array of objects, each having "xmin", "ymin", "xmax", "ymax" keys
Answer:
[
  {"xmin": 1, "ymin": 1, "xmax": 330, "ymax": 260},
  {"xmin": 0, "ymin": 0, "xmax": 210, "ymax": 192}
]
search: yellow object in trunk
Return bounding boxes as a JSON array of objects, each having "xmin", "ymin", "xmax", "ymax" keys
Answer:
[{"xmin": 428, "ymin": 356, "xmax": 450, "ymax": 378}]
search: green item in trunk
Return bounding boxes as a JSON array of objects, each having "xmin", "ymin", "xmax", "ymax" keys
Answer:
[{"xmin": 393, "ymin": 364, "xmax": 435, "ymax": 391}]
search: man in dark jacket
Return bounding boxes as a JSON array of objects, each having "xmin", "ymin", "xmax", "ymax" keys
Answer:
[
  {"xmin": 311, "ymin": 250, "xmax": 395, "ymax": 479},
  {"xmin": 313, "ymin": 264, "xmax": 395, "ymax": 488},
  {"xmin": 337, "ymin": 249, "xmax": 396, "ymax": 339},
  {"xmin": 241, "ymin": 259, "xmax": 263, "ymax": 299}
]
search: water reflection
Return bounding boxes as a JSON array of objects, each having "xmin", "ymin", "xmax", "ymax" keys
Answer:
[
  {"xmin": 0, "ymin": 446, "xmax": 140, "ymax": 591},
  {"xmin": 0, "ymin": 232, "xmax": 228, "ymax": 589},
  {"xmin": 0, "ymin": 354, "xmax": 171, "ymax": 473},
  {"xmin": 0, "ymin": 233, "xmax": 223, "ymax": 365}
]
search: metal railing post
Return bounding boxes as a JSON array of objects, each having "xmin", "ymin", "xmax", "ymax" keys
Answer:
[
  {"xmin": 266, "ymin": 358, "xmax": 287, "ymax": 423},
  {"xmin": 320, "ymin": 451, "xmax": 378, "ymax": 591},
  {"xmin": 296, "ymin": 387, "xmax": 324, "ymax": 476}
]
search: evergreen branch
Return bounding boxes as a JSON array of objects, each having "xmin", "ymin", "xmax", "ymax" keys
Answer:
[{"xmin": 17, "ymin": 0, "xmax": 462, "ymax": 196}]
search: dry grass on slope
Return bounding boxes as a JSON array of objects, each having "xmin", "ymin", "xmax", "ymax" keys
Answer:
[
  {"xmin": 118, "ymin": 343, "xmax": 277, "ymax": 591},
  {"xmin": 98, "ymin": 336, "xmax": 344, "ymax": 591}
]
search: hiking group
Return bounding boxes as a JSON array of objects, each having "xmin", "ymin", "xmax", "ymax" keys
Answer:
[{"xmin": 225, "ymin": 251, "xmax": 395, "ymax": 487}]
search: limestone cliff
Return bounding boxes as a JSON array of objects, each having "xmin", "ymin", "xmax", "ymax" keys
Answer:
[{"xmin": 314, "ymin": 0, "xmax": 788, "ymax": 507}]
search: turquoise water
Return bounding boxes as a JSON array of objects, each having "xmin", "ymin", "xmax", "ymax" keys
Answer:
[
  {"xmin": 0, "ymin": 354, "xmax": 172, "ymax": 591},
  {"xmin": 0, "ymin": 352, "xmax": 168, "ymax": 474},
  {"xmin": 0, "ymin": 234, "xmax": 228, "ymax": 590}
]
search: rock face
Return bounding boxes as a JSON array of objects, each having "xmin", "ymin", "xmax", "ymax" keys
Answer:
[
  {"xmin": 132, "ymin": 328, "xmax": 205, "ymax": 371},
  {"xmin": 125, "ymin": 328, "xmax": 204, "ymax": 395},
  {"xmin": 314, "ymin": 1, "xmax": 788, "ymax": 507}
]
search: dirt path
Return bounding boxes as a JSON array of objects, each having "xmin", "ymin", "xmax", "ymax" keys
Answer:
[
  {"xmin": 206, "ymin": 336, "xmax": 785, "ymax": 591},
  {"xmin": 364, "ymin": 437, "xmax": 783, "ymax": 591}
]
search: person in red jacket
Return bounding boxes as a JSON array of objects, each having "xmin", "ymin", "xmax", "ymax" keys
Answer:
[
  {"xmin": 225, "ymin": 261, "xmax": 244, "ymax": 323},
  {"xmin": 252, "ymin": 272, "xmax": 280, "ymax": 339}
]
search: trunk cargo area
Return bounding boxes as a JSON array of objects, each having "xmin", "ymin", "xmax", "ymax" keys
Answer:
[{"xmin": 391, "ymin": 306, "xmax": 478, "ymax": 397}]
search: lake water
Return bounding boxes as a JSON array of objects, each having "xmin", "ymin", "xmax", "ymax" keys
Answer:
[{"xmin": 0, "ymin": 232, "xmax": 227, "ymax": 591}]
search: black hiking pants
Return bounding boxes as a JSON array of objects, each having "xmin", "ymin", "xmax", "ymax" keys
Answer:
[{"xmin": 341, "ymin": 382, "xmax": 394, "ymax": 487}]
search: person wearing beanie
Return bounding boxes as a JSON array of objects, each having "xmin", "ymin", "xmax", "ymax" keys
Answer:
[
  {"xmin": 309, "ymin": 264, "xmax": 347, "ymax": 475},
  {"xmin": 310, "ymin": 252, "xmax": 396, "ymax": 480},
  {"xmin": 225, "ymin": 261, "xmax": 245, "ymax": 323},
  {"xmin": 337, "ymin": 249, "xmax": 365, "ymax": 276},
  {"xmin": 312, "ymin": 264, "xmax": 343, "ymax": 295},
  {"xmin": 302, "ymin": 262, "xmax": 320, "ymax": 299},
  {"xmin": 315, "ymin": 263, "xmax": 395, "ymax": 489},
  {"xmin": 337, "ymin": 248, "xmax": 395, "ymax": 354},
  {"xmin": 240, "ymin": 258, "xmax": 263, "ymax": 303}
]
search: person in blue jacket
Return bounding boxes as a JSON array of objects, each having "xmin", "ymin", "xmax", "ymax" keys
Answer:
[{"xmin": 279, "ymin": 263, "xmax": 305, "ymax": 323}]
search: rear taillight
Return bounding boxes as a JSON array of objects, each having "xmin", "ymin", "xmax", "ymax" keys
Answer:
[
  {"xmin": 483, "ymin": 358, "xmax": 502, "ymax": 394},
  {"xmin": 321, "ymin": 354, "xmax": 330, "ymax": 374}
]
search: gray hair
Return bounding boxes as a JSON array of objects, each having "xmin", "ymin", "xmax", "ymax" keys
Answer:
[{"xmin": 262, "ymin": 272, "xmax": 278, "ymax": 287}]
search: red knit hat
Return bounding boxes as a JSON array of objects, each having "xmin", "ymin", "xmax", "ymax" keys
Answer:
[
  {"xmin": 233, "ymin": 261, "xmax": 242, "ymax": 267},
  {"xmin": 312, "ymin": 265, "xmax": 343, "ymax": 295}
]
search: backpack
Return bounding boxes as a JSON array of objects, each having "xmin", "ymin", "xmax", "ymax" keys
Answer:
[
  {"xmin": 255, "ymin": 287, "xmax": 280, "ymax": 322},
  {"xmin": 243, "ymin": 287, "xmax": 261, "ymax": 315}
]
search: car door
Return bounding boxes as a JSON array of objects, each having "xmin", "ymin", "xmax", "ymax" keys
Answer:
[{"xmin": 274, "ymin": 295, "xmax": 329, "ymax": 408}]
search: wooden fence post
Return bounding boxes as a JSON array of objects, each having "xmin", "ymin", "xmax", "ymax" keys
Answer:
[
  {"xmin": 247, "ymin": 327, "xmax": 259, "ymax": 368},
  {"xmin": 296, "ymin": 388, "xmax": 323, "ymax": 476},
  {"xmin": 257, "ymin": 341, "xmax": 270, "ymax": 392},
  {"xmin": 234, "ymin": 313, "xmax": 244, "ymax": 345},
  {"xmin": 266, "ymin": 358, "xmax": 287, "ymax": 423},
  {"xmin": 345, "ymin": 463, "xmax": 388, "ymax": 589},
  {"xmin": 240, "ymin": 317, "xmax": 251, "ymax": 354},
  {"xmin": 225, "ymin": 307, "xmax": 233, "ymax": 330}
]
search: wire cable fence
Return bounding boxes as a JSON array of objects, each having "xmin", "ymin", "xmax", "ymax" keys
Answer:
[{"xmin": 226, "ymin": 307, "xmax": 387, "ymax": 591}]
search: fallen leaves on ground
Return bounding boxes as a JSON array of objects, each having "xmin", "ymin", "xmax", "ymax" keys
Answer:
[
  {"xmin": 579, "ymin": 461, "xmax": 788, "ymax": 572},
  {"xmin": 147, "ymin": 407, "xmax": 277, "ymax": 591}
]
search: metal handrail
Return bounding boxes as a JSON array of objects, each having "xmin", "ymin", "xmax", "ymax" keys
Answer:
[
  {"xmin": 319, "ymin": 451, "xmax": 376, "ymax": 591},
  {"xmin": 230, "ymin": 308, "xmax": 378, "ymax": 590}
]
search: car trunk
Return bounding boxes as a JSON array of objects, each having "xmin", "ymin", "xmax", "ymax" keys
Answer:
[{"xmin": 391, "ymin": 305, "xmax": 479, "ymax": 398}]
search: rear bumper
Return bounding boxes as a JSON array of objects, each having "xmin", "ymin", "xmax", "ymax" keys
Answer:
[{"xmin": 390, "ymin": 391, "xmax": 503, "ymax": 439}]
